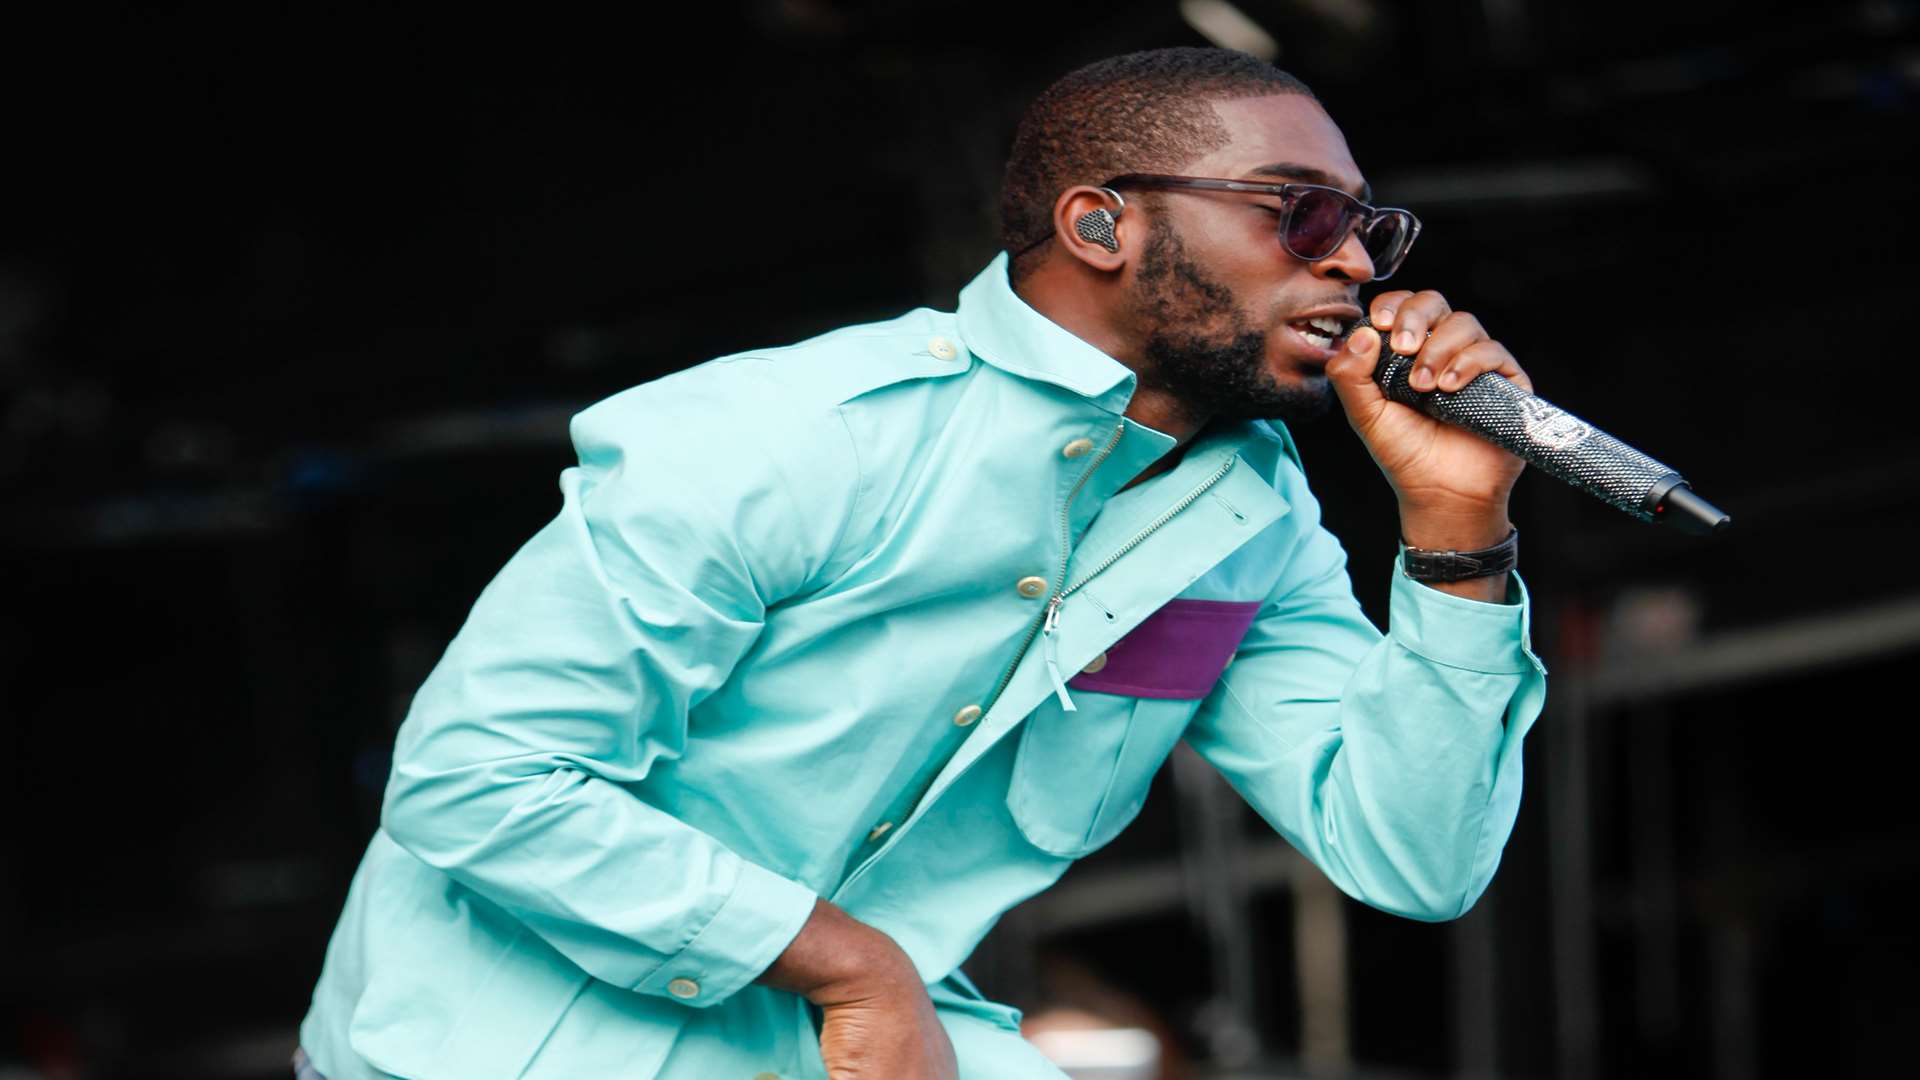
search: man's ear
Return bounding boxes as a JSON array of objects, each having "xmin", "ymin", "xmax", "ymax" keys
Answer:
[{"xmin": 1053, "ymin": 186, "xmax": 1129, "ymax": 272}]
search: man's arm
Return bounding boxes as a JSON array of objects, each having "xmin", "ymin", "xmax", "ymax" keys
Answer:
[
  {"xmin": 380, "ymin": 360, "xmax": 857, "ymax": 1007},
  {"xmin": 1183, "ymin": 477, "xmax": 1546, "ymax": 922},
  {"xmin": 1182, "ymin": 289, "xmax": 1545, "ymax": 918}
]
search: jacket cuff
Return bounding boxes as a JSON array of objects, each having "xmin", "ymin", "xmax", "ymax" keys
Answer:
[
  {"xmin": 632, "ymin": 856, "xmax": 818, "ymax": 1008},
  {"xmin": 1388, "ymin": 550, "xmax": 1544, "ymax": 675}
]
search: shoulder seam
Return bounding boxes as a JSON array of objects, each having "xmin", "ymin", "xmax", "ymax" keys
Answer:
[
  {"xmin": 727, "ymin": 317, "xmax": 957, "ymax": 358},
  {"xmin": 819, "ymin": 403, "xmax": 867, "ymax": 589}
]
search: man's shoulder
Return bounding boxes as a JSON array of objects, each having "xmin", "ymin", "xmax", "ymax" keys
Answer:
[
  {"xmin": 577, "ymin": 306, "xmax": 972, "ymax": 434},
  {"xmin": 560, "ymin": 303, "xmax": 975, "ymax": 484}
]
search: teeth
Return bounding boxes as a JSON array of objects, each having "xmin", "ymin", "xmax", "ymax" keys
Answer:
[
  {"xmin": 1300, "ymin": 330, "xmax": 1333, "ymax": 348},
  {"xmin": 1308, "ymin": 315, "xmax": 1344, "ymax": 334}
]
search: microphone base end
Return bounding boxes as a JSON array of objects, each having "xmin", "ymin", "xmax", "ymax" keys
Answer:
[{"xmin": 1656, "ymin": 483, "xmax": 1731, "ymax": 536}]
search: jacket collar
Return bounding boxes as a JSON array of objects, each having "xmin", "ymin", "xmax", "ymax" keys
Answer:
[
  {"xmin": 956, "ymin": 251, "xmax": 1138, "ymax": 411},
  {"xmin": 954, "ymin": 251, "xmax": 1289, "ymax": 457}
]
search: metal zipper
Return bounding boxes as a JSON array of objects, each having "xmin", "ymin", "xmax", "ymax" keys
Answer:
[
  {"xmin": 1056, "ymin": 452, "xmax": 1238, "ymax": 603},
  {"xmin": 985, "ymin": 445, "xmax": 1239, "ymax": 717},
  {"xmin": 980, "ymin": 421, "xmax": 1125, "ymax": 713},
  {"xmin": 1038, "ymin": 452, "xmax": 1238, "ymax": 710}
]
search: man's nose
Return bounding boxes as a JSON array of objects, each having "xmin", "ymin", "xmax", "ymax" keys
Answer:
[{"xmin": 1311, "ymin": 226, "xmax": 1376, "ymax": 284}]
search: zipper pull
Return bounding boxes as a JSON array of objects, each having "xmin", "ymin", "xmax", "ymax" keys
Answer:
[{"xmin": 1041, "ymin": 596, "xmax": 1077, "ymax": 712}]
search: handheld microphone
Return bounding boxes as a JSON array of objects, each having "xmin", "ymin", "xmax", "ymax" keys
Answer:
[{"xmin": 1362, "ymin": 318, "xmax": 1730, "ymax": 535}]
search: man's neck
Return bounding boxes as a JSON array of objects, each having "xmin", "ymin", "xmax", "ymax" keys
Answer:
[{"xmin": 1012, "ymin": 265, "xmax": 1214, "ymax": 456}]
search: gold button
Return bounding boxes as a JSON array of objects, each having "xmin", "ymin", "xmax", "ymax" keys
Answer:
[
  {"xmin": 756, "ymin": 1074, "xmax": 782, "ymax": 1080},
  {"xmin": 667, "ymin": 977, "xmax": 700, "ymax": 999},
  {"xmin": 1081, "ymin": 652, "xmax": 1108, "ymax": 674},
  {"xmin": 867, "ymin": 821, "xmax": 893, "ymax": 842},
  {"xmin": 1062, "ymin": 437, "xmax": 1096, "ymax": 459},
  {"xmin": 953, "ymin": 704, "xmax": 982, "ymax": 727},
  {"xmin": 1016, "ymin": 576, "xmax": 1048, "ymax": 598},
  {"xmin": 928, "ymin": 336, "xmax": 959, "ymax": 361}
]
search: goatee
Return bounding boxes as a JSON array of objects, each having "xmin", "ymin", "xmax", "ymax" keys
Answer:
[{"xmin": 1131, "ymin": 215, "xmax": 1337, "ymax": 426}]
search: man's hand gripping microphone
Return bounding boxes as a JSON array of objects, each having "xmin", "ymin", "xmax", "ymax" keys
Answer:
[{"xmin": 1359, "ymin": 315, "xmax": 1731, "ymax": 534}]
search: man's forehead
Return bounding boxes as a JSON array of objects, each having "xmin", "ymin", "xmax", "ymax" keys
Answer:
[{"xmin": 1196, "ymin": 95, "xmax": 1368, "ymax": 200}]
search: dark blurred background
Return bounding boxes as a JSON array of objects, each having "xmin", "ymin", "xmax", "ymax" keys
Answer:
[{"xmin": 3, "ymin": 2, "xmax": 1917, "ymax": 1077}]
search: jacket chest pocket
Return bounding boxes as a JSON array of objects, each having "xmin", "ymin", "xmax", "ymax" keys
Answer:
[{"xmin": 1007, "ymin": 598, "xmax": 1262, "ymax": 858}]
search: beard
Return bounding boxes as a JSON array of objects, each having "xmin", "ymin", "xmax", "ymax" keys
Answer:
[{"xmin": 1128, "ymin": 213, "xmax": 1337, "ymax": 427}]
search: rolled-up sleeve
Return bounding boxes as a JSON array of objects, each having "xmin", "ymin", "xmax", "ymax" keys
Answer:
[
  {"xmin": 379, "ymin": 357, "xmax": 859, "ymax": 1005},
  {"xmin": 1184, "ymin": 473, "xmax": 1547, "ymax": 923}
]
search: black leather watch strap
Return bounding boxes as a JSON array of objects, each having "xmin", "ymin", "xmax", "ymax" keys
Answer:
[{"xmin": 1401, "ymin": 528, "xmax": 1519, "ymax": 583}]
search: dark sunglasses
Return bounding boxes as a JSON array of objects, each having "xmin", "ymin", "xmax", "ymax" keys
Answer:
[{"xmin": 1103, "ymin": 173, "xmax": 1421, "ymax": 280}]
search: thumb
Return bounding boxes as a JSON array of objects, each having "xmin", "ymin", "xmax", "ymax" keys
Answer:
[{"xmin": 1326, "ymin": 324, "xmax": 1387, "ymax": 411}]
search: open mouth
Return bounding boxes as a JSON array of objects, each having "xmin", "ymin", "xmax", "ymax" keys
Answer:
[{"xmin": 1286, "ymin": 314, "xmax": 1353, "ymax": 353}]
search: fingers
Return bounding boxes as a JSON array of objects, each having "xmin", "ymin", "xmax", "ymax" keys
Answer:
[
  {"xmin": 1411, "ymin": 311, "xmax": 1484, "ymax": 391},
  {"xmin": 1368, "ymin": 290, "xmax": 1413, "ymax": 333},
  {"xmin": 1368, "ymin": 289, "xmax": 1533, "ymax": 395},
  {"xmin": 1325, "ymin": 323, "xmax": 1385, "ymax": 400},
  {"xmin": 1435, "ymin": 339, "xmax": 1533, "ymax": 394},
  {"xmin": 1369, "ymin": 289, "xmax": 1451, "ymax": 354}
]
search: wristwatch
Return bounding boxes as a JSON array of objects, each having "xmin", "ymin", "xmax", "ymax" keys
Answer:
[{"xmin": 1401, "ymin": 528, "xmax": 1518, "ymax": 583}]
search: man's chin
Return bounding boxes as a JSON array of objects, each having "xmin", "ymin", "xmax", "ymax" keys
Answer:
[
  {"xmin": 1210, "ymin": 373, "xmax": 1336, "ymax": 424},
  {"xmin": 1140, "ymin": 329, "xmax": 1336, "ymax": 424},
  {"xmin": 1283, "ymin": 381, "xmax": 1339, "ymax": 423}
]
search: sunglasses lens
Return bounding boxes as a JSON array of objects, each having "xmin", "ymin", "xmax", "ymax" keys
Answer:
[
  {"xmin": 1276, "ymin": 186, "xmax": 1419, "ymax": 278},
  {"xmin": 1283, "ymin": 188, "xmax": 1351, "ymax": 260},
  {"xmin": 1360, "ymin": 212, "xmax": 1415, "ymax": 278}
]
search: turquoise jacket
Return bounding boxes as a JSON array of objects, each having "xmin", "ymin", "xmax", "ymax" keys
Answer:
[{"xmin": 300, "ymin": 252, "xmax": 1548, "ymax": 1079}]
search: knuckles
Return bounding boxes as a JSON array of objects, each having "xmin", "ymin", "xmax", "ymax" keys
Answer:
[
  {"xmin": 1369, "ymin": 292, "xmax": 1528, "ymax": 382},
  {"xmin": 1408, "ymin": 290, "xmax": 1453, "ymax": 320}
]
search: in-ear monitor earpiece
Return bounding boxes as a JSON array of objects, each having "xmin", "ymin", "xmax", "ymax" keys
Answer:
[{"xmin": 1072, "ymin": 188, "xmax": 1125, "ymax": 253}]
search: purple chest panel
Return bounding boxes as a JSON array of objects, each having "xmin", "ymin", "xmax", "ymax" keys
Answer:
[{"xmin": 1068, "ymin": 598, "xmax": 1264, "ymax": 699}]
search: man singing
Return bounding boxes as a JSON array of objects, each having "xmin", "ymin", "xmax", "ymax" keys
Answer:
[{"xmin": 296, "ymin": 46, "xmax": 1547, "ymax": 1079}]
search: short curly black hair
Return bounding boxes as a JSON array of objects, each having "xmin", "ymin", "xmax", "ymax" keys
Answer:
[{"xmin": 1001, "ymin": 47, "xmax": 1317, "ymax": 284}]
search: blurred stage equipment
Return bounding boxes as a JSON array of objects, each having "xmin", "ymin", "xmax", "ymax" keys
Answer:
[{"xmin": 1025, "ymin": 1021, "xmax": 1161, "ymax": 1080}]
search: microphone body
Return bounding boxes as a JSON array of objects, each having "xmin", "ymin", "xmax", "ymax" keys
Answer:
[{"xmin": 1364, "ymin": 320, "xmax": 1730, "ymax": 534}]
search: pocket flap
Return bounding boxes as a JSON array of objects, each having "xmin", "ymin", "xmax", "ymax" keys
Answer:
[{"xmin": 1069, "ymin": 599, "xmax": 1262, "ymax": 699}]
